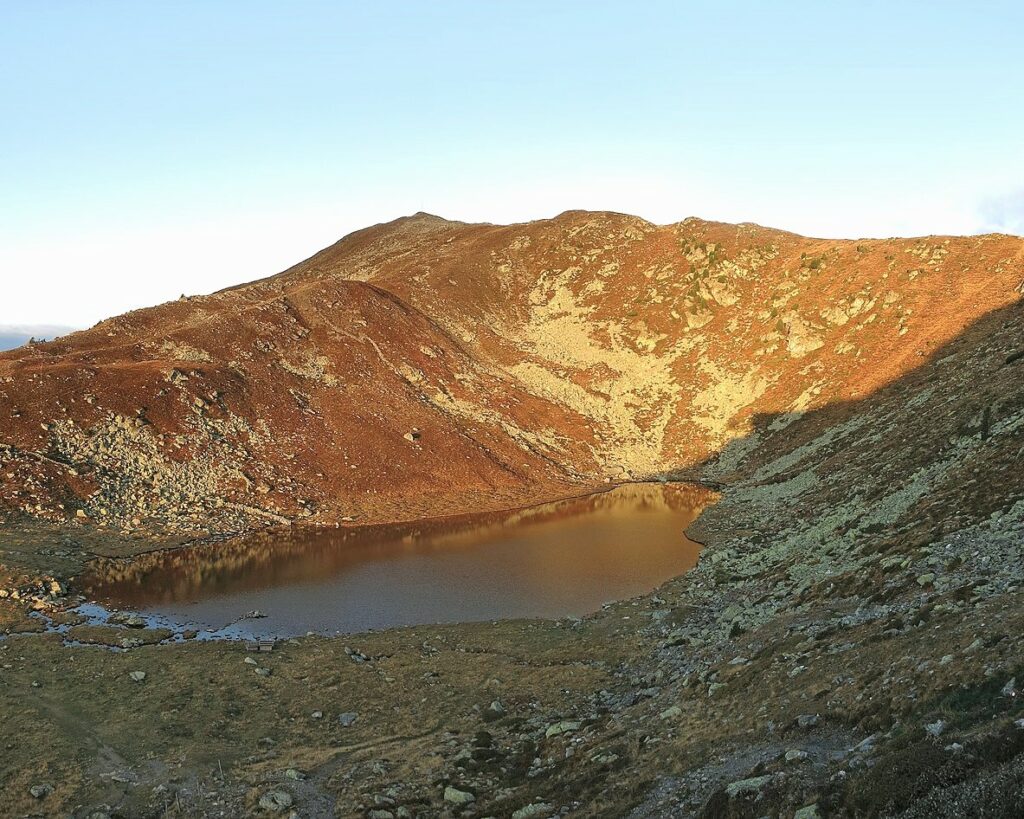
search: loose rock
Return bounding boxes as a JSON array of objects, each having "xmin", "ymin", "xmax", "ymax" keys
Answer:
[
  {"xmin": 725, "ymin": 774, "xmax": 772, "ymax": 799},
  {"xmin": 443, "ymin": 785, "xmax": 476, "ymax": 805},
  {"xmin": 545, "ymin": 720, "xmax": 581, "ymax": 738},
  {"xmin": 512, "ymin": 803, "xmax": 555, "ymax": 819},
  {"xmin": 258, "ymin": 789, "xmax": 293, "ymax": 812}
]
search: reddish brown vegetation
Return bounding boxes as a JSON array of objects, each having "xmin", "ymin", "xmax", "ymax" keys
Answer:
[{"xmin": 1, "ymin": 211, "xmax": 1021, "ymax": 535}]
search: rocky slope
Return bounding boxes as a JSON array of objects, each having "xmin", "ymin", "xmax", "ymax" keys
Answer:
[
  {"xmin": 1, "ymin": 211, "xmax": 1021, "ymax": 534},
  {"xmin": 1, "ymin": 213, "xmax": 1024, "ymax": 817}
]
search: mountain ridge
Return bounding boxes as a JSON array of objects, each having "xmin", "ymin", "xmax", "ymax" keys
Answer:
[{"xmin": 0, "ymin": 210, "xmax": 1021, "ymax": 535}]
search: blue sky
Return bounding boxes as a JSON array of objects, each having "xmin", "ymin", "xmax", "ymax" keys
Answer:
[{"xmin": 2, "ymin": 1, "xmax": 1023, "ymax": 326}]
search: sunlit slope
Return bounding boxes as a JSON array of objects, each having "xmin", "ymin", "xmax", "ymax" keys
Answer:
[{"xmin": 1, "ymin": 211, "xmax": 1021, "ymax": 533}]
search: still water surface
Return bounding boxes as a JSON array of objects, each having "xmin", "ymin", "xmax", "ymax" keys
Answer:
[{"xmin": 82, "ymin": 483, "xmax": 711, "ymax": 637}]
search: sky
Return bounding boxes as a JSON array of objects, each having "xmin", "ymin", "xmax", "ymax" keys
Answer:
[{"xmin": 2, "ymin": 1, "xmax": 1023, "ymax": 328}]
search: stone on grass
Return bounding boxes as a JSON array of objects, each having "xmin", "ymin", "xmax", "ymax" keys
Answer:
[
  {"xmin": 512, "ymin": 803, "xmax": 555, "ymax": 819},
  {"xmin": 796, "ymin": 713, "xmax": 819, "ymax": 729},
  {"xmin": 258, "ymin": 789, "xmax": 293, "ymax": 812},
  {"xmin": 483, "ymin": 699, "xmax": 505, "ymax": 721},
  {"xmin": 443, "ymin": 785, "xmax": 475, "ymax": 805},
  {"xmin": 545, "ymin": 720, "xmax": 581, "ymax": 738},
  {"xmin": 725, "ymin": 774, "xmax": 772, "ymax": 798},
  {"xmin": 659, "ymin": 705, "xmax": 682, "ymax": 720}
]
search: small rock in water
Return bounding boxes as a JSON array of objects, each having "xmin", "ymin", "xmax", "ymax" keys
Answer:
[
  {"xmin": 338, "ymin": 712, "xmax": 358, "ymax": 727},
  {"xmin": 257, "ymin": 789, "xmax": 293, "ymax": 812},
  {"xmin": 29, "ymin": 783, "xmax": 54, "ymax": 799},
  {"xmin": 128, "ymin": 671, "xmax": 146, "ymax": 683}
]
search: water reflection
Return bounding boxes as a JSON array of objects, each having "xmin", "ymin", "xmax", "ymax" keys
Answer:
[{"xmin": 82, "ymin": 483, "xmax": 712, "ymax": 637}]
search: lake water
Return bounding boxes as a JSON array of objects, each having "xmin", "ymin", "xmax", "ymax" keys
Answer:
[{"xmin": 81, "ymin": 483, "xmax": 712, "ymax": 638}]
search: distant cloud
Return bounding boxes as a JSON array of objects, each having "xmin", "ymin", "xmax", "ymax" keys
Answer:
[
  {"xmin": 0, "ymin": 324, "xmax": 77, "ymax": 351},
  {"xmin": 0, "ymin": 324, "xmax": 77, "ymax": 337},
  {"xmin": 978, "ymin": 190, "xmax": 1024, "ymax": 236}
]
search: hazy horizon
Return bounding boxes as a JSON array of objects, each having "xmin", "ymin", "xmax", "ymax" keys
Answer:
[{"xmin": 0, "ymin": 324, "xmax": 78, "ymax": 352}]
